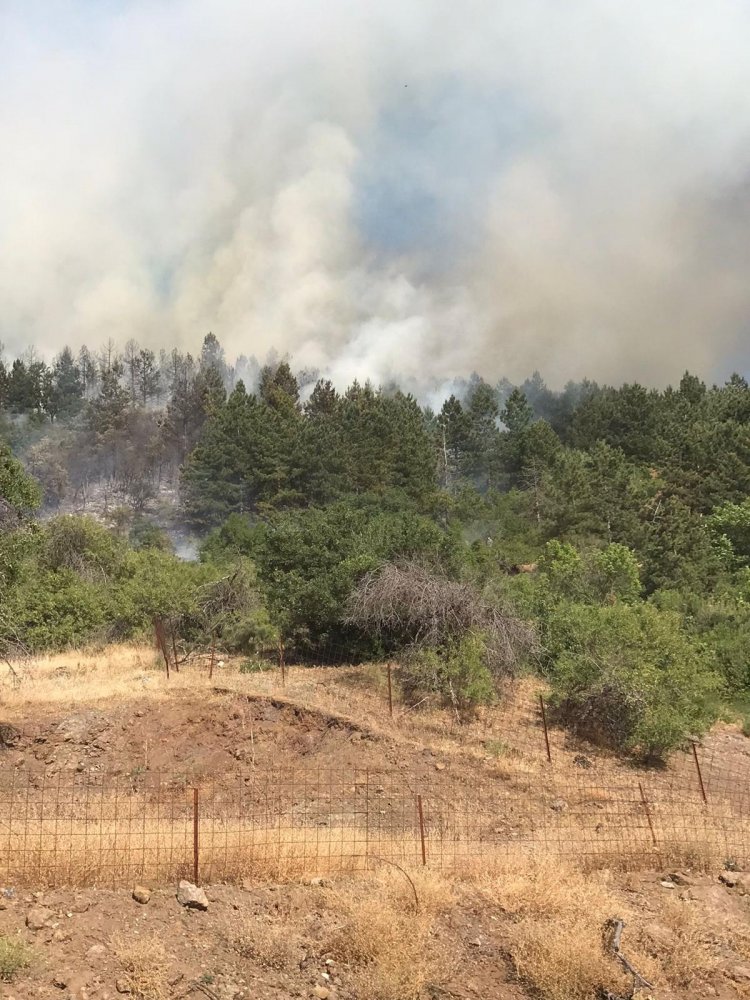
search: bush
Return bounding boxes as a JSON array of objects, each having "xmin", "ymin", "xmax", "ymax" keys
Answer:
[
  {"xmin": 548, "ymin": 603, "xmax": 722, "ymax": 759},
  {"xmin": 224, "ymin": 496, "xmax": 465, "ymax": 654},
  {"xmin": 400, "ymin": 632, "xmax": 497, "ymax": 713},
  {"xmin": 42, "ymin": 515, "xmax": 125, "ymax": 580},
  {"xmin": 347, "ymin": 560, "xmax": 535, "ymax": 675},
  {"xmin": 0, "ymin": 934, "xmax": 31, "ymax": 981},
  {"xmin": 239, "ymin": 658, "xmax": 273, "ymax": 673},
  {"xmin": 2, "ymin": 567, "xmax": 109, "ymax": 649},
  {"xmin": 129, "ymin": 518, "xmax": 173, "ymax": 552}
]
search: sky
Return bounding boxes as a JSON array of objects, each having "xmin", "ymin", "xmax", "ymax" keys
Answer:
[{"xmin": 1, "ymin": 0, "xmax": 750, "ymax": 388}]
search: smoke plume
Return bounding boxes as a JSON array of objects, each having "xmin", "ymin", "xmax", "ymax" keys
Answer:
[{"xmin": 2, "ymin": 0, "xmax": 750, "ymax": 386}]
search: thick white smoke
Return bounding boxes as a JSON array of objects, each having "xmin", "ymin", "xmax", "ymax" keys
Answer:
[{"xmin": 1, "ymin": 0, "xmax": 750, "ymax": 387}]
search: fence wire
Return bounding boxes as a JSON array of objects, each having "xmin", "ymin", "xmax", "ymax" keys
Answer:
[{"xmin": 0, "ymin": 754, "xmax": 748, "ymax": 888}]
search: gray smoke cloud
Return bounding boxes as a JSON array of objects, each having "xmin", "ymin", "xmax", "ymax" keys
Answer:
[{"xmin": 2, "ymin": 0, "xmax": 750, "ymax": 388}]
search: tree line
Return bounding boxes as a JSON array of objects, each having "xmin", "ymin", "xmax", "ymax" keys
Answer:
[{"xmin": 1, "ymin": 330, "xmax": 749, "ymax": 760}]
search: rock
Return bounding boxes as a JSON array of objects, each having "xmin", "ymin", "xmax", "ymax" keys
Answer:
[
  {"xmin": 729, "ymin": 964, "xmax": 750, "ymax": 982},
  {"xmin": 720, "ymin": 870, "xmax": 740, "ymax": 888},
  {"xmin": 668, "ymin": 872, "xmax": 695, "ymax": 887},
  {"xmin": 435, "ymin": 762, "xmax": 446, "ymax": 771},
  {"xmin": 313, "ymin": 988, "xmax": 330, "ymax": 999},
  {"xmin": 176, "ymin": 880, "xmax": 209, "ymax": 910},
  {"xmin": 469, "ymin": 938, "xmax": 481, "ymax": 947},
  {"xmin": 115, "ymin": 979, "xmax": 131, "ymax": 994},
  {"xmin": 26, "ymin": 906, "xmax": 55, "ymax": 930},
  {"xmin": 86, "ymin": 944, "xmax": 107, "ymax": 961},
  {"xmin": 550, "ymin": 798, "xmax": 568, "ymax": 813},
  {"xmin": 659, "ymin": 880, "xmax": 677, "ymax": 889},
  {"xmin": 132, "ymin": 885, "xmax": 151, "ymax": 904},
  {"xmin": 53, "ymin": 972, "xmax": 70, "ymax": 988},
  {"xmin": 60, "ymin": 974, "xmax": 88, "ymax": 996},
  {"xmin": 308, "ymin": 877, "xmax": 331, "ymax": 888},
  {"xmin": 644, "ymin": 921, "xmax": 677, "ymax": 950}
]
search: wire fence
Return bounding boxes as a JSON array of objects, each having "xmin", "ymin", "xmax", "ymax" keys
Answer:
[
  {"xmin": 6, "ymin": 641, "xmax": 750, "ymax": 887},
  {"xmin": 1, "ymin": 756, "xmax": 749, "ymax": 889}
]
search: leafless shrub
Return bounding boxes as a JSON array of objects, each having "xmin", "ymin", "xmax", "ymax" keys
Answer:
[{"xmin": 346, "ymin": 561, "xmax": 536, "ymax": 676}]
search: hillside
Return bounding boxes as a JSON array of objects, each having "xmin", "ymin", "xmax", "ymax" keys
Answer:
[{"xmin": 1, "ymin": 646, "xmax": 750, "ymax": 999}]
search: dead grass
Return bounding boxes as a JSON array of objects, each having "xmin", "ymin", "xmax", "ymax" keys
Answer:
[
  {"xmin": 0, "ymin": 644, "xmax": 194, "ymax": 708},
  {"xmin": 235, "ymin": 916, "xmax": 300, "ymax": 970},
  {"xmin": 476, "ymin": 856, "xmax": 633, "ymax": 1000},
  {"xmin": 325, "ymin": 868, "xmax": 453, "ymax": 1000},
  {"xmin": 646, "ymin": 896, "xmax": 718, "ymax": 989},
  {"xmin": 111, "ymin": 935, "xmax": 171, "ymax": 1000}
]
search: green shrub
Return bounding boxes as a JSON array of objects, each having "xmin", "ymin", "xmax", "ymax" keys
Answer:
[
  {"xmin": 129, "ymin": 518, "xmax": 173, "ymax": 552},
  {"xmin": 0, "ymin": 934, "xmax": 31, "ymax": 981},
  {"xmin": 400, "ymin": 632, "xmax": 496, "ymax": 714},
  {"xmin": 548, "ymin": 603, "xmax": 722, "ymax": 760},
  {"xmin": 238, "ymin": 658, "xmax": 273, "ymax": 673}
]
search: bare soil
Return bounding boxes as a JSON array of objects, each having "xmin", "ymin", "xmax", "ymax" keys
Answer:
[{"xmin": 2, "ymin": 870, "xmax": 750, "ymax": 999}]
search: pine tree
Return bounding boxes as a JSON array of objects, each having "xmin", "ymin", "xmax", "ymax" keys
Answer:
[
  {"xmin": 51, "ymin": 347, "xmax": 84, "ymax": 418},
  {"xmin": 0, "ymin": 361, "xmax": 8, "ymax": 411},
  {"xmin": 436, "ymin": 395, "xmax": 472, "ymax": 489},
  {"xmin": 78, "ymin": 346, "xmax": 99, "ymax": 398},
  {"xmin": 200, "ymin": 332, "xmax": 227, "ymax": 381},
  {"xmin": 259, "ymin": 361, "xmax": 300, "ymax": 411},
  {"xmin": 135, "ymin": 349, "xmax": 161, "ymax": 405},
  {"xmin": 7, "ymin": 360, "xmax": 34, "ymax": 412}
]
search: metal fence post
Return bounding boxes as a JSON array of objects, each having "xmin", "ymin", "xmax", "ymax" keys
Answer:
[{"xmin": 193, "ymin": 787, "xmax": 200, "ymax": 885}]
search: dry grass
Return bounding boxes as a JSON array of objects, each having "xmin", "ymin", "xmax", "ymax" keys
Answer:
[
  {"xmin": 325, "ymin": 868, "xmax": 453, "ymax": 1000},
  {"xmin": 112, "ymin": 935, "xmax": 171, "ymax": 1000},
  {"xmin": 645, "ymin": 896, "xmax": 718, "ymax": 989},
  {"xmin": 0, "ymin": 644, "xmax": 197, "ymax": 708},
  {"xmin": 476, "ymin": 856, "xmax": 634, "ymax": 1000},
  {"xmin": 235, "ymin": 916, "xmax": 300, "ymax": 970}
]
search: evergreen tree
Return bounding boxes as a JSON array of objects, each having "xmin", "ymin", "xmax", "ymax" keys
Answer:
[
  {"xmin": 51, "ymin": 347, "xmax": 84, "ymax": 418},
  {"xmin": 123, "ymin": 339, "xmax": 140, "ymax": 400},
  {"xmin": 0, "ymin": 360, "xmax": 8, "ymax": 411},
  {"xmin": 78, "ymin": 346, "xmax": 99, "ymax": 397},
  {"xmin": 465, "ymin": 379, "xmax": 501, "ymax": 488},
  {"xmin": 135, "ymin": 349, "xmax": 161, "ymax": 405},
  {"xmin": 259, "ymin": 361, "xmax": 300, "ymax": 411},
  {"xmin": 200, "ymin": 332, "xmax": 227, "ymax": 381},
  {"xmin": 7, "ymin": 359, "xmax": 33, "ymax": 412},
  {"xmin": 87, "ymin": 369, "xmax": 130, "ymax": 435},
  {"xmin": 436, "ymin": 395, "xmax": 472, "ymax": 489},
  {"xmin": 500, "ymin": 388, "xmax": 534, "ymax": 480}
]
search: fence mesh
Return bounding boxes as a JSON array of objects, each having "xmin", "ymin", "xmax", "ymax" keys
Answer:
[
  {"xmin": 0, "ymin": 752, "xmax": 748, "ymax": 888},
  {"xmin": 4, "ymin": 647, "xmax": 750, "ymax": 887}
]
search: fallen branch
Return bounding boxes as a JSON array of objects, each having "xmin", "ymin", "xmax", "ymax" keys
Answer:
[{"xmin": 603, "ymin": 918, "xmax": 652, "ymax": 998}]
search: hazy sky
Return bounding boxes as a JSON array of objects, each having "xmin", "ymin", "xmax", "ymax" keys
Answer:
[{"xmin": 2, "ymin": 0, "xmax": 750, "ymax": 386}]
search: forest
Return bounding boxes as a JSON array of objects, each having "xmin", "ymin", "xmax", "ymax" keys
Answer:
[{"xmin": 1, "ymin": 332, "xmax": 749, "ymax": 760}]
